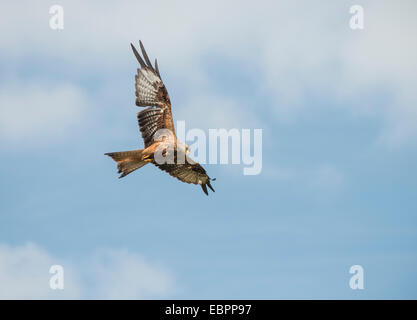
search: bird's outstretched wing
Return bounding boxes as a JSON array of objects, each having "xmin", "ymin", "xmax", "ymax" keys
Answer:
[
  {"xmin": 131, "ymin": 41, "xmax": 175, "ymax": 147},
  {"xmin": 155, "ymin": 155, "xmax": 215, "ymax": 195}
]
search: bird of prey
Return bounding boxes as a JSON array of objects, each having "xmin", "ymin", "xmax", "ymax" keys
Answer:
[{"xmin": 105, "ymin": 41, "xmax": 215, "ymax": 195}]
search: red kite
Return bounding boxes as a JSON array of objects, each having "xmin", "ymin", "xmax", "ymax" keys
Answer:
[{"xmin": 105, "ymin": 41, "xmax": 215, "ymax": 195}]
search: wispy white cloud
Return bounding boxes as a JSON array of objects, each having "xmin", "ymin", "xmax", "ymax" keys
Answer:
[
  {"xmin": 89, "ymin": 249, "xmax": 174, "ymax": 299},
  {"xmin": 339, "ymin": 1, "xmax": 417, "ymax": 147},
  {"xmin": 0, "ymin": 82, "xmax": 88, "ymax": 143},
  {"xmin": 310, "ymin": 165, "xmax": 344, "ymax": 190},
  {"xmin": 1, "ymin": 0, "xmax": 416, "ymax": 146},
  {"xmin": 0, "ymin": 243, "xmax": 81, "ymax": 299},
  {"xmin": 177, "ymin": 93, "xmax": 262, "ymax": 129},
  {"xmin": 0, "ymin": 243, "xmax": 175, "ymax": 299}
]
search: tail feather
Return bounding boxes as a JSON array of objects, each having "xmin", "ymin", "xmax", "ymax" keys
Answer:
[{"xmin": 105, "ymin": 149, "xmax": 147, "ymax": 178}]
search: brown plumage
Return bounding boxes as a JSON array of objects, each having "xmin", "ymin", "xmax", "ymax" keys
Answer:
[{"xmin": 105, "ymin": 41, "xmax": 215, "ymax": 195}]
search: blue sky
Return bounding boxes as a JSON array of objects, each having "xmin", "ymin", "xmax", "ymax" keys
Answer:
[{"xmin": 0, "ymin": 0, "xmax": 416, "ymax": 299}]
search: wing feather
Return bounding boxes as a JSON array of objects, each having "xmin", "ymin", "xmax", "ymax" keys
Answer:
[
  {"xmin": 137, "ymin": 107, "xmax": 164, "ymax": 147},
  {"xmin": 139, "ymin": 40, "xmax": 154, "ymax": 70},
  {"xmin": 155, "ymin": 156, "xmax": 215, "ymax": 195},
  {"xmin": 131, "ymin": 42, "xmax": 170, "ymax": 108},
  {"xmin": 154, "ymin": 59, "xmax": 161, "ymax": 78},
  {"xmin": 130, "ymin": 43, "xmax": 146, "ymax": 68},
  {"xmin": 131, "ymin": 41, "xmax": 175, "ymax": 146}
]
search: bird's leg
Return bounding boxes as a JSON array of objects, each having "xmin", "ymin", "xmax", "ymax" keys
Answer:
[
  {"xmin": 141, "ymin": 142, "xmax": 160, "ymax": 163},
  {"xmin": 141, "ymin": 153, "xmax": 153, "ymax": 163}
]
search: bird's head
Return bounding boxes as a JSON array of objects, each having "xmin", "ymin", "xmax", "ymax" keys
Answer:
[{"xmin": 178, "ymin": 141, "xmax": 190, "ymax": 155}]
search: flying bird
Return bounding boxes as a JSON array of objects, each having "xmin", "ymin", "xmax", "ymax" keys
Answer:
[{"xmin": 105, "ymin": 41, "xmax": 215, "ymax": 195}]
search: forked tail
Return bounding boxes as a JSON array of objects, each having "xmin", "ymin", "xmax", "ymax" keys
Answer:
[{"xmin": 105, "ymin": 149, "xmax": 147, "ymax": 178}]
